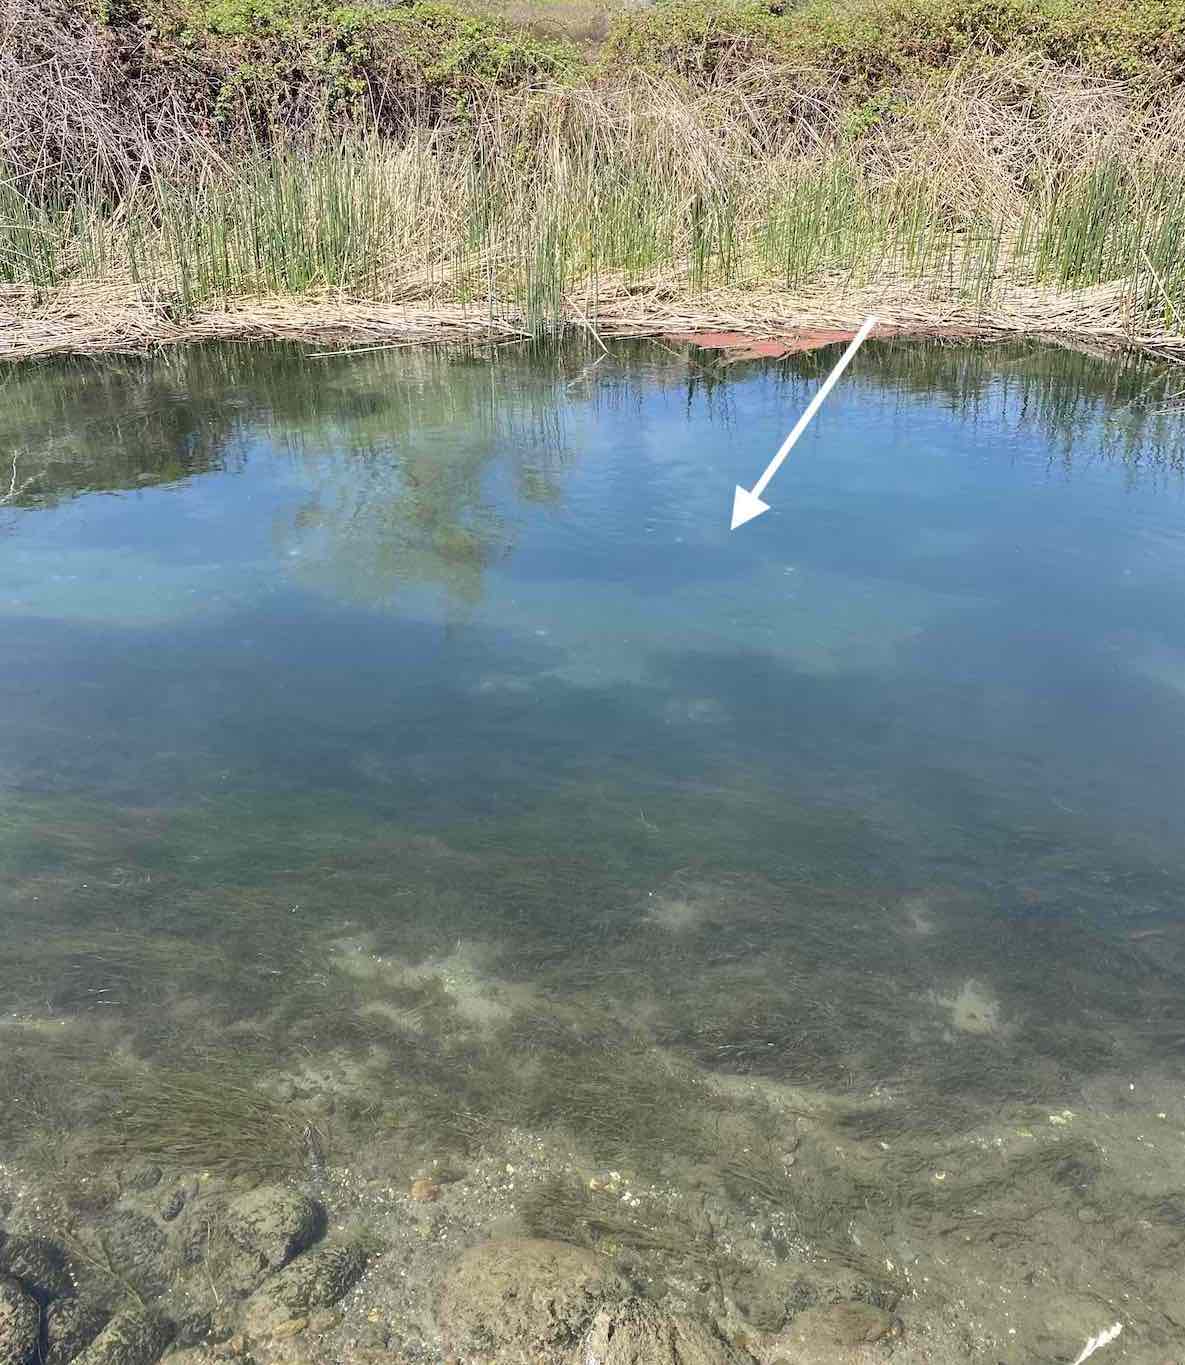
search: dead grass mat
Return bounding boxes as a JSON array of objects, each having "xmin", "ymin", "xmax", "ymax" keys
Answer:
[{"xmin": 1, "ymin": 281, "xmax": 1182, "ymax": 362}]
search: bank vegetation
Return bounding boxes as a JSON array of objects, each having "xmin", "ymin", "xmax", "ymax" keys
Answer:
[{"xmin": 2, "ymin": 0, "xmax": 1185, "ymax": 356}]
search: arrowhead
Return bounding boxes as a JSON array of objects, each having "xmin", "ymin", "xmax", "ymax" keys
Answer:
[{"xmin": 730, "ymin": 485, "xmax": 770, "ymax": 531}]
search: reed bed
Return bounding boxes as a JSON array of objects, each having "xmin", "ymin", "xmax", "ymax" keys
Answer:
[{"xmin": 1, "ymin": 62, "xmax": 1184, "ymax": 356}]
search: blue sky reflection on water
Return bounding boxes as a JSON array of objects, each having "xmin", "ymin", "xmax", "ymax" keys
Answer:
[{"xmin": 2, "ymin": 341, "xmax": 1185, "ymax": 869}]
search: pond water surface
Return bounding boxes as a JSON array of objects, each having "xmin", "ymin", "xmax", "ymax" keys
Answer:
[{"xmin": 2, "ymin": 339, "xmax": 1184, "ymax": 1364}]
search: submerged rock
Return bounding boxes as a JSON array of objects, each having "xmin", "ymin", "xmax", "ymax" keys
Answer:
[
  {"xmin": 159, "ymin": 1183, "xmax": 195, "ymax": 1224},
  {"xmin": 223, "ymin": 1188, "xmax": 324, "ymax": 1281},
  {"xmin": 244, "ymin": 1240, "xmax": 367, "ymax": 1336},
  {"xmin": 160, "ymin": 1297, "xmax": 215, "ymax": 1350},
  {"xmin": 0, "ymin": 1234, "xmax": 75, "ymax": 1302},
  {"xmin": 438, "ymin": 1237, "xmax": 632, "ymax": 1363},
  {"xmin": 0, "ymin": 1272, "xmax": 40, "ymax": 1364},
  {"xmin": 72, "ymin": 1310, "xmax": 174, "ymax": 1365},
  {"xmin": 729, "ymin": 1268, "xmax": 798, "ymax": 1333},
  {"xmin": 759, "ymin": 1300, "xmax": 900, "ymax": 1357},
  {"xmin": 101, "ymin": 1210, "xmax": 170, "ymax": 1299},
  {"xmin": 573, "ymin": 1299, "xmax": 752, "ymax": 1365},
  {"xmin": 44, "ymin": 1296, "xmax": 111, "ymax": 1364}
]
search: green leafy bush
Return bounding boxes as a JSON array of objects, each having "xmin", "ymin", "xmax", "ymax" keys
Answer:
[
  {"xmin": 603, "ymin": 0, "xmax": 1185, "ymax": 85},
  {"xmin": 115, "ymin": 0, "xmax": 582, "ymax": 133},
  {"xmin": 598, "ymin": 0, "xmax": 784, "ymax": 79}
]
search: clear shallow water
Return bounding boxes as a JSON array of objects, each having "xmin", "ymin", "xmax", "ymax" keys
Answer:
[{"xmin": 2, "ymin": 339, "xmax": 1185, "ymax": 1360}]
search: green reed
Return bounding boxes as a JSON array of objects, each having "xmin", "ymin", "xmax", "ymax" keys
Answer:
[
  {"xmin": 3, "ymin": 123, "xmax": 1184, "ymax": 336},
  {"xmin": 1022, "ymin": 158, "xmax": 1185, "ymax": 322}
]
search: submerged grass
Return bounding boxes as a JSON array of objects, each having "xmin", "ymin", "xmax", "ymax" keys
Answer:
[
  {"xmin": 92, "ymin": 1065, "xmax": 315, "ymax": 1177},
  {"xmin": 522, "ymin": 1177, "xmax": 723, "ymax": 1269}
]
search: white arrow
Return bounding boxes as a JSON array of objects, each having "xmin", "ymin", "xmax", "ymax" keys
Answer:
[{"xmin": 730, "ymin": 315, "xmax": 879, "ymax": 530}]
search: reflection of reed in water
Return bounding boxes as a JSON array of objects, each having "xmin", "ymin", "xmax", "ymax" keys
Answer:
[{"xmin": 2, "ymin": 339, "xmax": 1179, "ymax": 612}]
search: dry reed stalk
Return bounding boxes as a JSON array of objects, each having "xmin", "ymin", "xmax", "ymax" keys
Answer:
[{"xmin": 1, "ymin": 279, "xmax": 1182, "ymax": 362}]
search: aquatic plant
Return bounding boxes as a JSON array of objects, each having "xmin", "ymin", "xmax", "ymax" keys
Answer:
[
  {"xmin": 521, "ymin": 1177, "xmax": 722, "ymax": 1270},
  {"xmin": 93, "ymin": 1065, "xmax": 316, "ymax": 1177}
]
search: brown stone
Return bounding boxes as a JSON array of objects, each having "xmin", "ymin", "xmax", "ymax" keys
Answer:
[
  {"xmin": 0, "ymin": 1274, "xmax": 41, "ymax": 1365},
  {"xmin": 438, "ymin": 1237, "xmax": 632, "ymax": 1363},
  {"xmin": 244, "ymin": 1240, "xmax": 367, "ymax": 1336},
  {"xmin": 788, "ymin": 1301, "xmax": 898, "ymax": 1347},
  {"xmin": 573, "ymin": 1299, "xmax": 753, "ymax": 1365}
]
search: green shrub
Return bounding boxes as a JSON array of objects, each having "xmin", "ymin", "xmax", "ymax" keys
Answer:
[
  {"xmin": 603, "ymin": 0, "xmax": 1185, "ymax": 85},
  {"xmin": 790, "ymin": 0, "xmax": 1185, "ymax": 84},
  {"xmin": 599, "ymin": 0, "xmax": 785, "ymax": 79},
  {"xmin": 114, "ymin": 0, "xmax": 582, "ymax": 134}
]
